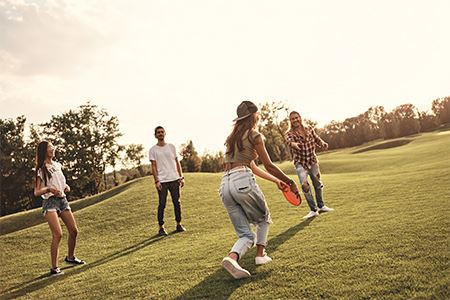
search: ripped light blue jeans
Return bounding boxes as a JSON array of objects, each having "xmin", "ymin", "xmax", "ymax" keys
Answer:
[
  {"xmin": 295, "ymin": 163, "xmax": 324, "ymax": 212},
  {"xmin": 219, "ymin": 167, "xmax": 272, "ymax": 259}
]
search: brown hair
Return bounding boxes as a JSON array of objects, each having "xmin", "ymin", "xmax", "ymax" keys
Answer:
[
  {"xmin": 288, "ymin": 111, "xmax": 303, "ymax": 132},
  {"xmin": 225, "ymin": 113, "xmax": 259, "ymax": 158},
  {"xmin": 35, "ymin": 141, "xmax": 51, "ymax": 186}
]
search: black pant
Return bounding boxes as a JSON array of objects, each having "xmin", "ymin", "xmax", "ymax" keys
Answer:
[{"xmin": 157, "ymin": 180, "xmax": 181, "ymax": 226}]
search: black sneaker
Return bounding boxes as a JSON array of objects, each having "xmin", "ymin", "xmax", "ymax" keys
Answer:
[
  {"xmin": 158, "ymin": 228, "xmax": 168, "ymax": 236},
  {"xmin": 50, "ymin": 267, "xmax": 64, "ymax": 276},
  {"xmin": 65, "ymin": 256, "xmax": 86, "ymax": 265},
  {"xmin": 176, "ymin": 224, "xmax": 186, "ymax": 232}
]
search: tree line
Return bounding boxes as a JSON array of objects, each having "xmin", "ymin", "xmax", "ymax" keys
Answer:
[
  {"xmin": 180, "ymin": 97, "xmax": 450, "ymax": 167},
  {"xmin": 1, "ymin": 97, "xmax": 449, "ymax": 216}
]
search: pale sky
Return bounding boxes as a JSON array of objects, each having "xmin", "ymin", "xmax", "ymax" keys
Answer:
[{"xmin": 1, "ymin": 0, "xmax": 449, "ymax": 157}]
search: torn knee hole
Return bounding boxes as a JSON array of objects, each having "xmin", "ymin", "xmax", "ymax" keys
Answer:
[{"xmin": 302, "ymin": 183, "xmax": 310, "ymax": 193}]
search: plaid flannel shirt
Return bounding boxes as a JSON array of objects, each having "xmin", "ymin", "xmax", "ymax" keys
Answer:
[{"xmin": 285, "ymin": 126, "xmax": 327, "ymax": 169}]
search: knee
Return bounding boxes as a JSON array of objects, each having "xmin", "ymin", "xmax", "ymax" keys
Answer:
[
  {"xmin": 302, "ymin": 182, "xmax": 310, "ymax": 193},
  {"xmin": 53, "ymin": 231, "xmax": 63, "ymax": 242},
  {"xmin": 68, "ymin": 227, "xmax": 78, "ymax": 238}
]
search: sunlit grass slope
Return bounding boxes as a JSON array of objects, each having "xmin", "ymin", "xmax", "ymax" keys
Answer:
[{"xmin": 1, "ymin": 130, "xmax": 449, "ymax": 299}]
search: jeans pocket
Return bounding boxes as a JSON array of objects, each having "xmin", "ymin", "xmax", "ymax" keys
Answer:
[{"xmin": 233, "ymin": 177, "xmax": 251, "ymax": 193}]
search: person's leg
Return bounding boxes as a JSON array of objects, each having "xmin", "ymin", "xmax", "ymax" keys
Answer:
[
  {"xmin": 60, "ymin": 209, "xmax": 79, "ymax": 260},
  {"xmin": 157, "ymin": 183, "xmax": 169, "ymax": 227},
  {"xmin": 44, "ymin": 211, "xmax": 63, "ymax": 269},
  {"xmin": 255, "ymin": 221, "xmax": 269, "ymax": 257},
  {"xmin": 220, "ymin": 177, "xmax": 255, "ymax": 260},
  {"xmin": 295, "ymin": 164, "xmax": 317, "ymax": 212},
  {"xmin": 310, "ymin": 163, "xmax": 325, "ymax": 208},
  {"xmin": 168, "ymin": 180, "xmax": 182, "ymax": 225}
]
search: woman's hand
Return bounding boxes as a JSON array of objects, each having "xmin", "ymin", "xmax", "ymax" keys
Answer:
[
  {"xmin": 49, "ymin": 187, "xmax": 63, "ymax": 197},
  {"xmin": 276, "ymin": 180, "xmax": 289, "ymax": 191},
  {"xmin": 64, "ymin": 184, "xmax": 70, "ymax": 193},
  {"xmin": 289, "ymin": 181, "xmax": 299, "ymax": 195}
]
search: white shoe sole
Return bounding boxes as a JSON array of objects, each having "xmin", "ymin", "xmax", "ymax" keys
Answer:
[
  {"xmin": 222, "ymin": 258, "xmax": 251, "ymax": 279},
  {"xmin": 303, "ymin": 214, "xmax": 318, "ymax": 219},
  {"xmin": 255, "ymin": 256, "xmax": 272, "ymax": 265}
]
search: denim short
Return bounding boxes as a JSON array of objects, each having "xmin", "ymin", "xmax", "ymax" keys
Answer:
[{"xmin": 42, "ymin": 196, "xmax": 71, "ymax": 216}]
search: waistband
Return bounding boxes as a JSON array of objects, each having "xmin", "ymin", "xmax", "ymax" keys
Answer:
[
  {"xmin": 45, "ymin": 195, "xmax": 67, "ymax": 200},
  {"xmin": 223, "ymin": 166, "xmax": 252, "ymax": 176}
]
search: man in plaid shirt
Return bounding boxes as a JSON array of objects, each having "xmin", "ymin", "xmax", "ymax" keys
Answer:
[{"xmin": 285, "ymin": 111, "xmax": 334, "ymax": 219}]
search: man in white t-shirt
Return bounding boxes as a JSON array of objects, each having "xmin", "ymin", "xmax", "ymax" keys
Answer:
[{"xmin": 149, "ymin": 126, "xmax": 186, "ymax": 236}]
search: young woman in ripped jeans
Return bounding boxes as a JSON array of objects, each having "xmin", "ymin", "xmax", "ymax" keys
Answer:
[
  {"xmin": 34, "ymin": 141, "xmax": 85, "ymax": 276},
  {"xmin": 219, "ymin": 101, "xmax": 299, "ymax": 279}
]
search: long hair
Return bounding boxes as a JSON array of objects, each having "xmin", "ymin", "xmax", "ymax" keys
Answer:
[
  {"xmin": 35, "ymin": 141, "xmax": 51, "ymax": 186},
  {"xmin": 225, "ymin": 113, "xmax": 259, "ymax": 158},
  {"xmin": 287, "ymin": 111, "xmax": 303, "ymax": 132}
]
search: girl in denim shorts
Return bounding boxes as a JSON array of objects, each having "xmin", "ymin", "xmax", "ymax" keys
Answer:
[
  {"xmin": 219, "ymin": 101, "xmax": 299, "ymax": 279},
  {"xmin": 34, "ymin": 141, "xmax": 85, "ymax": 276}
]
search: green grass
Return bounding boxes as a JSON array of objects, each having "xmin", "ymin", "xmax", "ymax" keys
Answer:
[{"xmin": 1, "ymin": 131, "xmax": 449, "ymax": 299}]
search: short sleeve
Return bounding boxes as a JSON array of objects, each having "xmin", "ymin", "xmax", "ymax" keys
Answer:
[
  {"xmin": 37, "ymin": 168, "xmax": 43, "ymax": 180},
  {"xmin": 170, "ymin": 144, "xmax": 178, "ymax": 160},
  {"xmin": 149, "ymin": 148, "xmax": 155, "ymax": 161},
  {"xmin": 250, "ymin": 130, "xmax": 261, "ymax": 140}
]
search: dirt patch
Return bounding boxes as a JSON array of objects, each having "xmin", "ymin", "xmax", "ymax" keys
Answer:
[{"xmin": 353, "ymin": 139, "xmax": 412, "ymax": 154}]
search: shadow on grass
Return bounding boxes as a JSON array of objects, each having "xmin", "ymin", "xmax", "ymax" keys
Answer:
[
  {"xmin": 352, "ymin": 139, "xmax": 412, "ymax": 154},
  {"xmin": 0, "ymin": 180, "xmax": 137, "ymax": 236},
  {"xmin": 175, "ymin": 219, "xmax": 313, "ymax": 300},
  {"xmin": 1, "ymin": 234, "xmax": 165, "ymax": 299}
]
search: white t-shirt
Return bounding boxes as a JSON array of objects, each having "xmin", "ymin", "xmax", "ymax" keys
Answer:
[
  {"xmin": 149, "ymin": 143, "xmax": 180, "ymax": 183},
  {"xmin": 37, "ymin": 161, "xmax": 67, "ymax": 199}
]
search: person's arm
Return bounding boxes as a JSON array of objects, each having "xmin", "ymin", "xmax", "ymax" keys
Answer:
[
  {"xmin": 311, "ymin": 128, "xmax": 328, "ymax": 150},
  {"xmin": 254, "ymin": 135, "xmax": 299, "ymax": 194},
  {"xmin": 150, "ymin": 160, "xmax": 162, "ymax": 191},
  {"xmin": 250, "ymin": 161, "xmax": 287, "ymax": 190},
  {"xmin": 285, "ymin": 131, "xmax": 301, "ymax": 151},
  {"xmin": 60, "ymin": 163, "xmax": 70, "ymax": 193},
  {"xmin": 175, "ymin": 158, "xmax": 185, "ymax": 188},
  {"xmin": 34, "ymin": 176, "xmax": 60, "ymax": 197}
]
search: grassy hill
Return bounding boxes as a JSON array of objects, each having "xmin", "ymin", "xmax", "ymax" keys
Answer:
[{"xmin": 1, "ymin": 130, "xmax": 449, "ymax": 299}]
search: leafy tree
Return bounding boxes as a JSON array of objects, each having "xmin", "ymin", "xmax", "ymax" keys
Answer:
[
  {"xmin": 125, "ymin": 144, "xmax": 145, "ymax": 176},
  {"xmin": 200, "ymin": 152, "xmax": 224, "ymax": 172},
  {"xmin": 0, "ymin": 116, "xmax": 35, "ymax": 215},
  {"xmin": 392, "ymin": 104, "xmax": 420, "ymax": 136},
  {"xmin": 432, "ymin": 97, "xmax": 450, "ymax": 125},
  {"xmin": 258, "ymin": 101, "xmax": 290, "ymax": 162},
  {"xmin": 39, "ymin": 102, "xmax": 123, "ymax": 198},
  {"xmin": 180, "ymin": 140, "xmax": 201, "ymax": 172},
  {"xmin": 418, "ymin": 111, "xmax": 439, "ymax": 132}
]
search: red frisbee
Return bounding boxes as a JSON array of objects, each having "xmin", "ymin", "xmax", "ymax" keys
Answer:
[{"xmin": 282, "ymin": 187, "xmax": 301, "ymax": 206}]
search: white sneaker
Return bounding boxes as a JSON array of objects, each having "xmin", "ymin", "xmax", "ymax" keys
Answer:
[
  {"xmin": 222, "ymin": 257, "xmax": 251, "ymax": 279},
  {"xmin": 318, "ymin": 206, "xmax": 334, "ymax": 213},
  {"xmin": 255, "ymin": 255, "xmax": 272, "ymax": 265},
  {"xmin": 303, "ymin": 211, "xmax": 319, "ymax": 219}
]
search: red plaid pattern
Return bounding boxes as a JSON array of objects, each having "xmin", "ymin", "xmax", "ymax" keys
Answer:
[{"xmin": 285, "ymin": 126, "xmax": 327, "ymax": 169}]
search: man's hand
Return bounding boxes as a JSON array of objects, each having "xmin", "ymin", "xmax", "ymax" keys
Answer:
[
  {"xmin": 178, "ymin": 177, "xmax": 185, "ymax": 188},
  {"xmin": 291, "ymin": 142, "xmax": 301, "ymax": 151},
  {"xmin": 155, "ymin": 181, "xmax": 162, "ymax": 191},
  {"xmin": 322, "ymin": 142, "xmax": 329, "ymax": 150}
]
